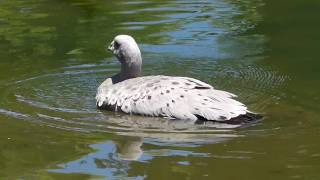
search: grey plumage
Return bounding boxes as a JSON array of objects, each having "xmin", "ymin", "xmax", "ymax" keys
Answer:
[{"xmin": 96, "ymin": 35, "xmax": 257, "ymax": 122}]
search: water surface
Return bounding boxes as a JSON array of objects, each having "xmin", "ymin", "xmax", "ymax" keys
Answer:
[{"xmin": 0, "ymin": 0, "xmax": 320, "ymax": 179}]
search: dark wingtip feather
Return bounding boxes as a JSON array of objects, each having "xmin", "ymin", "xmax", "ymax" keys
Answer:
[
  {"xmin": 194, "ymin": 112, "xmax": 263, "ymax": 125},
  {"xmin": 223, "ymin": 112, "xmax": 263, "ymax": 125}
]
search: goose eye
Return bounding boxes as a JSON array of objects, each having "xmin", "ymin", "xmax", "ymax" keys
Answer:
[{"xmin": 114, "ymin": 41, "xmax": 120, "ymax": 49}]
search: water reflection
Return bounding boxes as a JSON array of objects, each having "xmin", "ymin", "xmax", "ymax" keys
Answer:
[
  {"xmin": 49, "ymin": 141, "xmax": 135, "ymax": 178},
  {"xmin": 49, "ymin": 136, "xmax": 213, "ymax": 178}
]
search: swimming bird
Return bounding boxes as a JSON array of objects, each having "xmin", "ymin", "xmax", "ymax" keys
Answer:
[{"xmin": 96, "ymin": 35, "xmax": 261, "ymax": 123}]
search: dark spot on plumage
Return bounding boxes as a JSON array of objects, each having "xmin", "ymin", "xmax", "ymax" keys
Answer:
[
  {"xmin": 211, "ymin": 97, "xmax": 220, "ymax": 102},
  {"xmin": 172, "ymin": 81, "xmax": 179, "ymax": 85},
  {"xmin": 185, "ymin": 83, "xmax": 191, "ymax": 86},
  {"xmin": 133, "ymin": 98, "xmax": 138, "ymax": 102},
  {"xmin": 161, "ymin": 92, "xmax": 164, "ymax": 95},
  {"xmin": 97, "ymin": 102, "xmax": 119, "ymax": 112},
  {"xmin": 154, "ymin": 86, "xmax": 158, "ymax": 90},
  {"xmin": 171, "ymin": 87, "xmax": 174, "ymax": 90},
  {"xmin": 146, "ymin": 83, "xmax": 153, "ymax": 87},
  {"xmin": 204, "ymin": 98, "xmax": 208, "ymax": 101},
  {"xmin": 166, "ymin": 90, "xmax": 170, "ymax": 93},
  {"xmin": 194, "ymin": 107, "xmax": 199, "ymax": 110},
  {"xmin": 219, "ymin": 116, "xmax": 227, "ymax": 120},
  {"xmin": 166, "ymin": 103, "xmax": 170, "ymax": 107},
  {"xmin": 180, "ymin": 95, "xmax": 184, "ymax": 98},
  {"xmin": 198, "ymin": 94, "xmax": 202, "ymax": 96},
  {"xmin": 202, "ymin": 103, "xmax": 206, "ymax": 105},
  {"xmin": 187, "ymin": 79, "xmax": 203, "ymax": 86},
  {"xmin": 184, "ymin": 90, "xmax": 188, "ymax": 92},
  {"xmin": 172, "ymin": 100, "xmax": 175, "ymax": 103},
  {"xmin": 147, "ymin": 95, "xmax": 152, "ymax": 100},
  {"xmin": 125, "ymin": 105, "xmax": 128, "ymax": 109},
  {"xmin": 210, "ymin": 107, "xmax": 220, "ymax": 110},
  {"xmin": 195, "ymin": 114, "xmax": 207, "ymax": 121},
  {"xmin": 195, "ymin": 86, "xmax": 210, "ymax": 89},
  {"xmin": 146, "ymin": 90, "xmax": 150, "ymax": 93}
]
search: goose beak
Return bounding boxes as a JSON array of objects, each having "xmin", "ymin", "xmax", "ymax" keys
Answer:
[{"xmin": 107, "ymin": 41, "xmax": 114, "ymax": 52}]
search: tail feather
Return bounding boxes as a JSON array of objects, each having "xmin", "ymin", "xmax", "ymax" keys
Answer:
[
  {"xmin": 194, "ymin": 112, "xmax": 263, "ymax": 126},
  {"xmin": 223, "ymin": 112, "xmax": 263, "ymax": 125}
]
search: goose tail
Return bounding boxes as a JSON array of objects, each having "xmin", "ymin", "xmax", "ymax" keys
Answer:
[{"xmin": 224, "ymin": 112, "xmax": 263, "ymax": 125}]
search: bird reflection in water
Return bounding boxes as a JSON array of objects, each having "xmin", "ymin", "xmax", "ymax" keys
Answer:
[{"xmin": 49, "ymin": 113, "xmax": 250, "ymax": 178}]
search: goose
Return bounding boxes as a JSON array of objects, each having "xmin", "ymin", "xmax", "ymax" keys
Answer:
[{"xmin": 96, "ymin": 35, "xmax": 261, "ymax": 123}]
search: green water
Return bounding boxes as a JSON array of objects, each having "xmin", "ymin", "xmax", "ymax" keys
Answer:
[{"xmin": 1, "ymin": 0, "xmax": 320, "ymax": 179}]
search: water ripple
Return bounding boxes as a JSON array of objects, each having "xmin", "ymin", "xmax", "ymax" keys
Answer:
[
  {"xmin": 0, "ymin": 64, "xmax": 250, "ymax": 148},
  {"xmin": 0, "ymin": 55, "xmax": 289, "ymax": 150}
]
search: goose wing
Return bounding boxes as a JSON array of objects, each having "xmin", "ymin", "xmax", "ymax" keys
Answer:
[{"xmin": 96, "ymin": 75, "xmax": 247, "ymax": 121}]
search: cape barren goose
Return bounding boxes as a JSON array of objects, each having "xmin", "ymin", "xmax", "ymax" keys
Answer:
[{"xmin": 96, "ymin": 35, "xmax": 261, "ymax": 123}]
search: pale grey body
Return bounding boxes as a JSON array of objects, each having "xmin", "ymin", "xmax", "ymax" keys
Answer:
[{"xmin": 96, "ymin": 35, "xmax": 250, "ymax": 122}]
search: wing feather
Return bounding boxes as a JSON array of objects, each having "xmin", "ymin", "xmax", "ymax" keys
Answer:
[{"xmin": 96, "ymin": 75, "xmax": 247, "ymax": 121}]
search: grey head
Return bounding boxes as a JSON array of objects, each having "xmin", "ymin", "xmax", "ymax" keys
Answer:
[{"xmin": 108, "ymin": 35, "xmax": 142, "ymax": 83}]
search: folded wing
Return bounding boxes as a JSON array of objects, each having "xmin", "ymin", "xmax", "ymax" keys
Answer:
[{"xmin": 96, "ymin": 75, "xmax": 247, "ymax": 121}]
